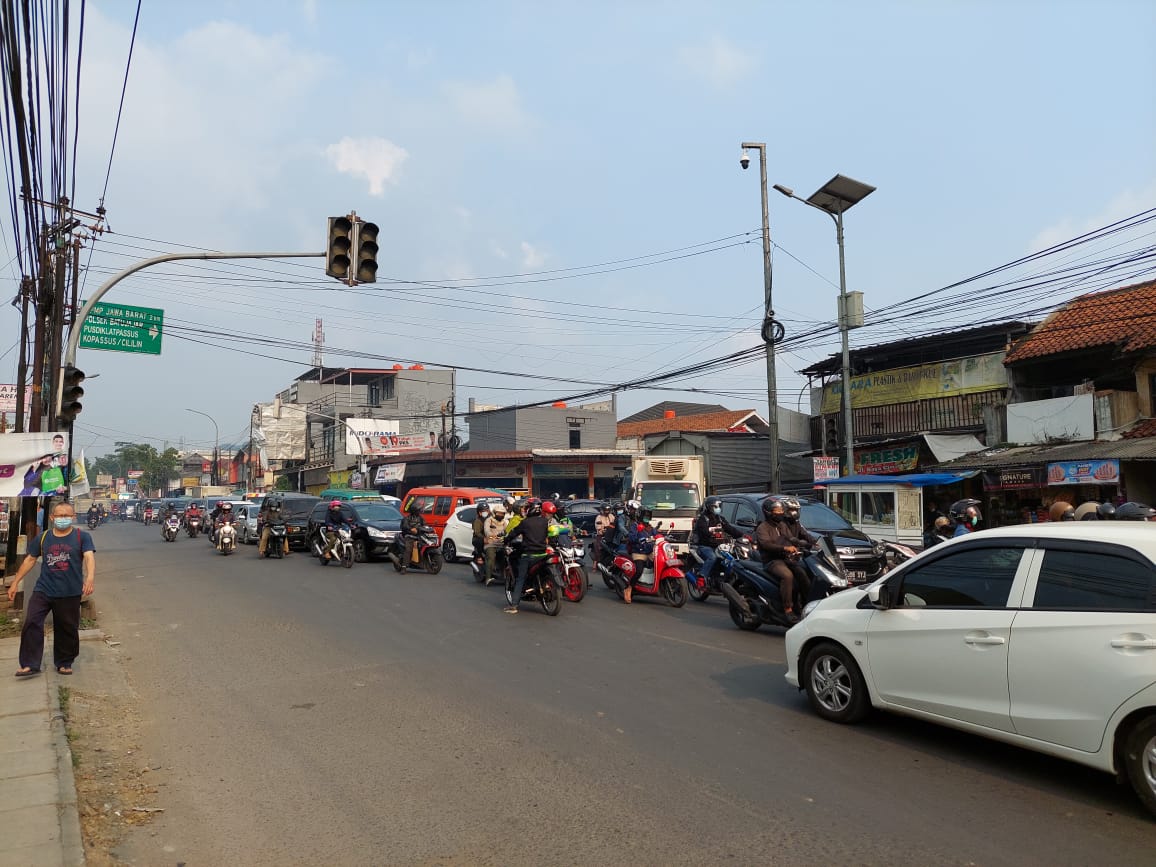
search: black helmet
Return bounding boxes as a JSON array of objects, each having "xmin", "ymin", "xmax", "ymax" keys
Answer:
[
  {"xmin": 1096, "ymin": 502, "xmax": 1117, "ymax": 520},
  {"xmin": 704, "ymin": 496, "xmax": 723, "ymax": 514},
  {"xmin": 761, "ymin": 497, "xmax": 786, "ymax": 520},
  {"xmin": 407, "ymin": 502, "xmax": 421, "ymax": 515},
  {"xmin": 525, "ymin": 497, "xmax": 543, "ymax": 517},
  {"xmin": 949, "ymin": 499, "xmax": 983, "ymax": 528},
  {"xmin": 639, "ymin": 508, "xmax": 653, "ymax": 523},
  {"xmin": 477, "ymin": 502, "xmax": 491, "ymax": 516},
  {"xmin": 782, "ymin": 497, "xmax": 802, "ymax": 520},
  {"xmin": 1115, "ymin": 501, "xmax": 1156, "ymax": 521},
  {"xmin": 554, "ymin": 502, "xmax": 567, "ymax": 518}
]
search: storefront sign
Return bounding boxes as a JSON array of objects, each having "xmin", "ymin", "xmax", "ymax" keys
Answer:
[
  {"xmin": 374, "ymin": 464, "xmax": 406, "ymax": 484},
  {"xmin": 982, "ymin": 467, "xmax": 1046, "ymax": 491},
  {"xmin": 1047, "ymin": 459, "xmax": 1120, "ymax": 486},
  {"xmin": 812, "ymin": 456, "xmax": 840, "ymax": 481},
  {"xmin": 350, "ymin": 471, "xmax": 363, "ymax": 490},
  {"xmin": 853, "ymin": 443, "xmax": 919, "ymax": 475},
  {"xmin": 0, "ymin": 384, "xmax": 30, "ymax": 413},
  {"xmin": 821, "ymin": 351, "xmax": 1008, "ymax": 413},
  {"xmin": 345, "ymin": 419, "xmax": 438, "ymax": 456},
  {"xmin": 181, "ymin": 476, "xmax": 199, "ymax": 487}
]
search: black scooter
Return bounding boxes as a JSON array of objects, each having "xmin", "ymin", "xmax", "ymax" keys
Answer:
[{"xmin": 720, "ymin": 536, "xmax": 847, "ymax": 631}]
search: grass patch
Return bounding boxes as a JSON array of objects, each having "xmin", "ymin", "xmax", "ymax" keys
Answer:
[
  {"xmin": 59, "ymin": 686, "xmax": 79, "ymax": 767},
  {"xmin": 79, "ymin": 616, "xmax": 98, "ymax": 630},
  {"xmin": 0, "ymin": 611, "xmax": 18, "ymax": 639}
]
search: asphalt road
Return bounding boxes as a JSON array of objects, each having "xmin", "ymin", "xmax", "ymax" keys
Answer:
[{"xmin": 79, "ymin": 522, "xmax": 1154, "ymax": 865}]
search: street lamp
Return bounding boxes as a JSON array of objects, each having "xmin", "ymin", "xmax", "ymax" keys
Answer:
[
  {"xmin": 774, "ymin": 174, "xmax": 875, "ymax": 474},
  {"xmin": 739, "ymin": 141, "xmax": 782, "ymax": 492},
  {"xmin": 185, "ymin": 408, "xmax": 220, "ymax": 486}
]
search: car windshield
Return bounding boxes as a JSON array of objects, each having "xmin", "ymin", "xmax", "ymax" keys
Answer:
[
  {"xmin": 799, "ymin": 501, "xmax": 853, "ymax": 532},
  {"xmin": 637, "ymin": 483, "xmax": 700, "ymax": 511},
  {"xmin": 353, "ymin": 503, "xmax": 402, "ymax": 522}
]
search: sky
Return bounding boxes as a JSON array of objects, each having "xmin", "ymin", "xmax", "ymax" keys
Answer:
[{"xmin": 2, "ymin": 0, "xmax": 1154, "ymax": 458}]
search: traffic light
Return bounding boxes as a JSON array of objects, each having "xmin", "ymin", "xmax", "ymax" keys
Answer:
[
  {"xmin": 59, "ymin": 365, "xmax": 85, "ymax": 423},
  {"xmin": 824, "ymin": 417, "xmax": 839, "ymax": 454},
  {"xmin": 355, "ymin": 220, "xmax": 379, "ymax": 283},
  {"xmin": 326, "ymin": 216, "xmax": 353, "ymax": 281}
]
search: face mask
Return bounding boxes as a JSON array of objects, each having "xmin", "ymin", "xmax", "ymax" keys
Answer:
[
  {"xmin": 770, "ymin": 512, "xmax": 785, "ymax": 523},
  {"xmin": 53, "ymin": 517, "xmax": 74, "ymax": 530}
]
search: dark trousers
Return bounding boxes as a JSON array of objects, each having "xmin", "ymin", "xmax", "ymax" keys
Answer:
[{"xmin": 20, "ymin": 590, "xmax": 82, "ymax": 671}]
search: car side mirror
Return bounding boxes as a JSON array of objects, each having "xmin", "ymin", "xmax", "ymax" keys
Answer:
[{"xmin": 867, "ymin": 581, "xmax": 894, "ymax": 610}]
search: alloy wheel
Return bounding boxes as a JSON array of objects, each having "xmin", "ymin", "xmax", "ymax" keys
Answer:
[{"xmin": 810, "ymin": 654, "xmax": 854, "ymax": 714}]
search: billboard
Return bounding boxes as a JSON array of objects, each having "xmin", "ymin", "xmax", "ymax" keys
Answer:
[
  {"xmin": 0, "ymin": 432, "xmax": 72, "ymax": 495},
  {"xmin": 821, "ymin": 352, "xmax": 1008, "ymax": 413},
  {"xmin": 812, "ymin": 457, "xmax": 840, "ymax": 481},
  {"xmin": 345, "ymin": 418, "xmax": 437, "ymax": 456},
  {"xmin": 0, "ymin": 384, "xmax": 31, "ymax": 413}
]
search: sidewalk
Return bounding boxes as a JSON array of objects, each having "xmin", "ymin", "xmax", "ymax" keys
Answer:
[{"xmin": 0, "ymin": 633, "xmax": 85, "ymax": 867}]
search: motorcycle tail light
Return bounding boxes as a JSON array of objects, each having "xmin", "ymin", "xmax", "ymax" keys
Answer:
[{"xmin": 548, "ymin": 554, "xmax": 560, "ymax": 564}]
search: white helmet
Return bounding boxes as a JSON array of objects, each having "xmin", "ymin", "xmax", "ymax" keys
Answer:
[{"xmin": 492, "ymin": 504, "xmax": 507, "ymax": 517}]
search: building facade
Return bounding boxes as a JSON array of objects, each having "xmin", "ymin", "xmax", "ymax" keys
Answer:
[{"xmin": 466, "ymin": 399, "xmax": 617, "ymax": 452}]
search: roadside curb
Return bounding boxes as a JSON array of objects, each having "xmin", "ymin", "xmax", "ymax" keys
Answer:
[{"xmin": 48, "ymin": 669, "xmax": 86, "ymax": 867}]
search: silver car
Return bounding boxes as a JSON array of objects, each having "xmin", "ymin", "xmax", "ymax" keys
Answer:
[{"xmin": 234, "ymin": 502, "xmax": 262, "ymax": 544}]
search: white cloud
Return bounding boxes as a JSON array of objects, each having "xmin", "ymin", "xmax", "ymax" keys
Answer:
[
  {"xmin": 679, "ymin": 35, "xmax": 758, "ymax": 88},
  {"xmin": 324, "ymin": 136, "xmax": 409, "ymax": 196},
  {"xmin": 1028, "ymin": 178, "xmax": 1156, "ymax": 252},
  {"xmin": 489, "ymin": 241, "xmax": 509, "ymax": 260},
  {"xmin": 302, "ymin": 0, "xmax": 317, "ymax": 25},
  {"xmin": 442, "ymin": 75, "xmax": 530, "ymax": 132},
  {"xmin": 520, "ymin": 241, "xmax": 547, "ymax": 269}
]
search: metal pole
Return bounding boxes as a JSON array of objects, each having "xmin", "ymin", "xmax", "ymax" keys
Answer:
[
  {"xmin": 185, "ymin": 409, "xmax": 219, "ymax": 486},
  {"xmin": 742, "ymin": 142, "xmax": 782, "ymax": 492},
  {"xmin": 835, "ymin": 205, "xmax": 854, "ymax": 473}
]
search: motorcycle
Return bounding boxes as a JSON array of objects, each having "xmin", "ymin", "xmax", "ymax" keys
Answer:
[
  {"xmin": 555, "ymin": 539, "xmax": 587, "ymax": 602},
  {"xmin": 161, "ymin": 514, "xmax": 180, "ymax": 542},
  {"xmin": 721, "ymin": 535, "xmax": 847, "ymax": 631},
  {"xmin": 87, "ymin": 512, "xmax": 99, "ymax": 530},
  {"xmin": 263, "ymin": 522, "xmax": 288, "ymax": 559},
  {"xmin": 216, "ymin": 521, "xmax": 237, "ymax": 556},
  {"xmin": 686, "ymin": 540, "xmax": 745, "ymax": 602},
  {"xmin": 470, "ymin": 544, "xmax": 504, "ymax": 584},
  {"xmin": 387, "ymin": 529, "xmax": 443, "ymax": 574},
  {"xmin": 186, "ymin": 514, "xmax": 203, "ymax": 539},
  {"xmin": 882, "ymin": 540, "xmax": 918, "ymax": 571},
  {"xmin": 503, "ymin": 545, "xmax": 562, "ymax": 616},
  {"xmin": 313, "ymin": 525, "xmax": 354, "ymax": 568},
  {"xmin": 596, "ymin": 524, "xmax": 688, "ymax": 607},
  {"xmin": 143, "ymin": 509, "xmax": 154, "ymax": 527}
]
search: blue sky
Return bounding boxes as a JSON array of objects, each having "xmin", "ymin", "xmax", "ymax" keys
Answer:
[{"xmin": 2, "ymin": 0, "xmax": 1154, "ymax": 456}]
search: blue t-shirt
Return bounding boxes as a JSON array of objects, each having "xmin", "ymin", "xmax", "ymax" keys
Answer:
[
  {"xmin": 28, "ymin": 527, "xmax": 95, "ymax": 597},
  {"xmin": 953, "ymin": 524, "xmax": 971, "ymax": 538}
]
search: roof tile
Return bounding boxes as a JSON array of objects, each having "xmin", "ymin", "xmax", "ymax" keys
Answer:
[
  {"xmin": 617, "ymin": 409, "xmax": 757, "ymax": 438},
  {"xmin": 1004, "ymin": 279, "xmax": 1156, "ymax": 364}
]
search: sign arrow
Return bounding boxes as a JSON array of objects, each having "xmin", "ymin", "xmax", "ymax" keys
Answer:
[{"xmin": 148, "ymin": 325, "xmax": 159, "ymax": 340}]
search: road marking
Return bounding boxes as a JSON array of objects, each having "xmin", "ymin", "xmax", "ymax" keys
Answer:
[{"xmin": 639, "ymin": 630, "xmax": 782, "ymax": 663}]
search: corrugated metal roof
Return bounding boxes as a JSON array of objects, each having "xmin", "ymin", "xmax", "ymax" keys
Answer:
[{"xmin": 936, "ymin": 436, "xmax": 1156, "ymax": 470}]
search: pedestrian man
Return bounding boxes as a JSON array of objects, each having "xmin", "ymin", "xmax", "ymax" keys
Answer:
[{"xmin": 7, "ymin": 501, "xmax": 96, "ymax": 677}]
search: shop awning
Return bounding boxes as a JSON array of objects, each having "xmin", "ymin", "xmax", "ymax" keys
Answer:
[
  {"xmin": 818, "ymin": 472, "xmax": 977, "ymax": 488},
  {"xmin": 923, "ymin": 434, "xmax": 985, "ymax": 462}
]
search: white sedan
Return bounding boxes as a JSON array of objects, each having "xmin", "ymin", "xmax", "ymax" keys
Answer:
[
  {"xmin": 784, "ymin": 522, "xmax": 1156, "ymax": 818},
  {"xmin": 440, "ymin": 504, "xmax": 481, "ymax": 563}
]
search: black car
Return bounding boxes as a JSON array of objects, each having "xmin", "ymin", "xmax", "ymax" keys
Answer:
[
  {"xmin": 558, "ymin": 499, "xmax": 605, "ymax": 538},
  {"xmin": 306, "ymin": 500, "xmax": 403, "ymax": 562},
  {"xmin": 259, "ymin": 493, "xmax": 321, "ymax": 551},
  {"xmin": 717, "ymin": 493, "xmax": 887, "ymax": 586}
]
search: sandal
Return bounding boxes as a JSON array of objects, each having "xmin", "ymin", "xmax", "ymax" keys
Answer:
[
  {"xmin": 56, "ymin": 666, "xmax": 73, "ymax": 675},
  {"xmin": 14, "ymin": 667, "xmax": 40, "ymax": 678}
]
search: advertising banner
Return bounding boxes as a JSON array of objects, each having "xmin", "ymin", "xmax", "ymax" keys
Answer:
[
  {"xmin": 97, "ymin": 474, "xmax": 113, "ymax": 487},
  {"xmin": 821, "ymin": 351, "xmax": 1008, "ymax": 413},
  {"xmin": 70, "ymin": 449, "xmax": 90, "ymax": 496},
  {"xmin": 0, "ymin": 432, "xmax": 71, "ymax": 496},
  {"xmin": 127, "ymin": 469, "xmax": 143, "ymax": 479},
  {"xmin": 0, "ymin": 384, "xmax": 31, "ymax": 413},
  {"xmin": 345, "ymin": 418, "xmax": 438, "ymax": 456},
  {"xmin": 181, "ymin": 477, "xmax": 200, "ymax": 487},
  {"xmin": 812, "ymin": 456, "xmax": 840, "ymax": 481},
  {"xmin": 374, "ymin": 464, "xmax": 406, "ymax": 484},
  {"xmin": 982, "ymin": 467, "xmax": 1046, "ymax": 491},
  {"xmin": 853, "ymin": 442, "xmax": 920, "ymax": 475},
  {"xmin": 1046, "ymin": 459, "xmax": 1120, "ymax": 486}
]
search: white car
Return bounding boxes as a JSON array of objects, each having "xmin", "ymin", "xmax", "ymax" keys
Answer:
[
  {"xmin": 784, "ymin": 523, "xmax": 1156, "ymax": 818},
  {"xmin": 441, "ymin": 504, "xmax": 483, "ymax": 563}
]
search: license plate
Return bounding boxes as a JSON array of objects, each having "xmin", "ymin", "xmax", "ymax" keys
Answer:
[{"xmin": 847, "ymin": 570, "xmax": 868, "ymax": 580}]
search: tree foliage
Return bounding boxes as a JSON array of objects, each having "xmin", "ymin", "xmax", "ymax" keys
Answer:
[{"xmin": 90, "ymin": 443, "xmax": 181, "ymax": 496}]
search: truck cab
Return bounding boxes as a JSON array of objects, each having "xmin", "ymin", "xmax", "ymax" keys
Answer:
[{"xmin": 630, "ymin": 456, "xmax": 704, "ymax": 552}]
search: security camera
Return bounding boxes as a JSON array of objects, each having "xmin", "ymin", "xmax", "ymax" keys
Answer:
[{"xmin": 740, "ymin": 150, "xmax": 750, "ymax": 170}]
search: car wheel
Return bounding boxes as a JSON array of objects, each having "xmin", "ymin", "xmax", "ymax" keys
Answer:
[
  {"xmin": 442, "ymin": 539, "xmax": 457, "ymax": 563},
  {"xmin": 352, "ymin": 539, "xmax": 368, "ymax": 563},
  {"xmin": 1123, "ymin": 714, "xmax": 1156, "ymax": 818},
  {"xmin": 803, "ymin": 641, "xmax": 870, "ymax": 724}
]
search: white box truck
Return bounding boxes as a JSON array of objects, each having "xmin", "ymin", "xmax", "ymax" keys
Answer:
[{"xmin": 629, "ymin": 455, "xmax": 705, "ymax": 552}]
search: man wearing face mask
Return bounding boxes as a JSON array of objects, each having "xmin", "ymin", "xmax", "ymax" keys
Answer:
[
  {"xmin": 7, "ymin": 501, "xmax": 96, "ymax": 677},
  {"xmin": 754, "ymin": 498, "xmax": 807, "ymax": 624},
  {"xmin": 692, "ymin": 497, "xmax": 745, "ymax": 586}
]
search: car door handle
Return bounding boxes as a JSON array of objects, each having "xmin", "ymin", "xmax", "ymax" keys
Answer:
[
  {"xmin": 1110, "ymin": 638, "xmax": 1156, "ymax": 649},
  {"xmin": 964, "ymin": 634, "xmax": 1006, "ymax": 646}
]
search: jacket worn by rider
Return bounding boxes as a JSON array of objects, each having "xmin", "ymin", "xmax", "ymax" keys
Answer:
[
  {"xmin": 627, "ymin": 522, "xmax": 656, "ymax": 555},
  {"xmin": 401, "ymin": 513, "xmax": 427, "ymax": 537},
  {"xmin": 505, "ymin": 514, "xmax": 549, "ymax": 555},
  {"xmin": 693, "ymin": 513, "xmax": 743, "ymax": 548},
  {"xmin": 754, "ymin": 520, "xmax": 797, "ymax": 563},
  {"xmin": 784, "ymin": 519, "xmax": 816, "ymax": 549}
]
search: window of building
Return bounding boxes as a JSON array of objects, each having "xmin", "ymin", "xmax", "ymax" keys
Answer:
[
  {"xmin": 569, "ymin": 428, "xmax": 581, "ymax": 449},
  {"xmin": 1033, "ymin": 549, "xmax": 1155, "ymax": 611},
  {"xmin": 899, "ymin": 546, "xmax": 1024, "ymax": 608},
  {"xmin": 830, "ymin": 491, "xmax": 859, "ymax": 524},
  {"xmin": 860, "ymin": 491, "xmax": 895, "ymax": 528}
]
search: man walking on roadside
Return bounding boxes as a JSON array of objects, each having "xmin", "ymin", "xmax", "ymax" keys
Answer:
[{"xmin": 6, "ymin": 501, "xmax": 95, "ymax": 677}]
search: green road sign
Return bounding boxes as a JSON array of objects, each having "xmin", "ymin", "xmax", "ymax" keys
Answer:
[{"xmin": 78, "ymin": 302, "xmax": 164, "ymax": 355}]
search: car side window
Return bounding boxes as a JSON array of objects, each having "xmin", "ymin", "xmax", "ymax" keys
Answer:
[
  {"xmin": 407, "ymin": 495, "xmax": 434, "ymax": 515},
  {"xmin": 434, "ymin": 496, "xmax": 453, "ymax": 516},
  {"xmin": 737, "ymin": 503, "xmax": 759, "ymax": 528},
  {"xmin": 460, "ymin": 507, "xmax": 477, "ymax": 523},
  {"xmin": 899, "ymin": 546, "xmax": 1025, "ymax": 608},
  {"xmin": 341, "ymin": 505, "xmax": 356, "ymax": 522},
  {"xmin": 1033, "ymin": 549, "xmax": 1156, "ymax": 611}
]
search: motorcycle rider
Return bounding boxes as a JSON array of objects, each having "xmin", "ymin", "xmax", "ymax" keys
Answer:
[
  {"xmin": 950, "ymin": 499, "xmax": 983, "ymax": 536},
  {"xmin": 692, "ymin": 497, "xmax": 745, "ymax": 586},
  {"xmin": 86, "ymin": 503, "xmax": 100, "ymax": 526},
  {"xmin": 927, "ymin": 516, "xmax": 955, "ymax": 546},
  {"xmin": 185, "ymin": 501, "xmax": 203, "ymax": 528},
  {"xmin": 471, "ymin": 503, "xmax": 492, "ymax": 572},
  {"xmin": 142, "ymin": 500, "xmax": 154, "ymax": 524},
  {"xmin": 623, "ymin": 508, "xmax": 658, "ymax": 604},
  {"xmin": 322, "ymin": 500, "xmax": 351, "ymax": 561},
  {"xmin": 502, "ymin": 498, "xmax": 550, "ymax": 614},
  {"xmin": 483, "ymin": 503, "xmax": 510, "ymax": 586},
  {"xmin": 1116, "ymin": 501, "xmax": 1156, "ymax": 521},
  {"xmin": 754, "ymin": 498, "xmax": 808, "ymax": 624},
  {"xmin": 399, "ymin": 502, "xmax": 429, "ymax": 574},
  {"xmin": 1048, "ymin": 501, "xmax": 1077, "ymax": 522},
  {"xmin": 593, "ymin": 503, "xmax": 614, "ymax": 563},
  {"xmin": 258, "ymin": 496, "xmax": 288, "ymax": 558}
]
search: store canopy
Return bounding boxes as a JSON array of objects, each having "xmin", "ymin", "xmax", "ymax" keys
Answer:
[
  {"xmin": 923, "ymin": 434, "xmax": 985, "ymax": 462},
  {"xmin": 818, "ymin": 472, "xmax": 978, "ymax": 488}
]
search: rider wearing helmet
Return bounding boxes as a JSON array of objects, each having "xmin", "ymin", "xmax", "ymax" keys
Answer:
[
  {"xmin": 323, "ymin": 500, "xmax": 351, "ymax": 561},
  {"xmin": 399, "ymin": 501, "xmax": 429, "ymax": 573},
  {"xmin": 472, "ymin": 502, "xmax": 493, "ymax": 568},
  {"xmin": 692, "ymin": 496, "xmax": 744, "ymax": 585},
  {"xmin": 1115, "ymin": 502, "xmax": 1156, "ymax": 521},
  {"xmin": 483, "ymin": 503, "xmax": 510, "ymax": 586},
  {"xmin": 1048, "ymin": 501, "xmax": 1076, "ymax": 522},
  {"xmin": 781, "ymin": 497, "xmax": 817, "ymax": 553},
  {"xmin": 754, "ymin": 498, "xmax": 809, "ymax": 623},
  {"xmin": 258, "ymin": 495, "xmax": 287, "ymax": 558},
  {"xmin": 593, "ymin": 502, "xmax": 615, "ymax": 563},
  {"xmin": 928, "ymin": 516, "xmax": 955, "ymax": 546},
  {"xmin": 949, "ymin": 499, "xmax": 983, "ymax": 536},
  {"xmin": 1096, "ymin": 502, "xmax": 1117, "ymax": 520},
  {"xmin": 503, "ymin": 497, "xmax": 551, "ymax": 614}
]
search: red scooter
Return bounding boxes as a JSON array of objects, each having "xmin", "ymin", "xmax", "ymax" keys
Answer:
[{"xmin": 597, "ymin": 523, "xmax": 689, "ymax": 607}]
